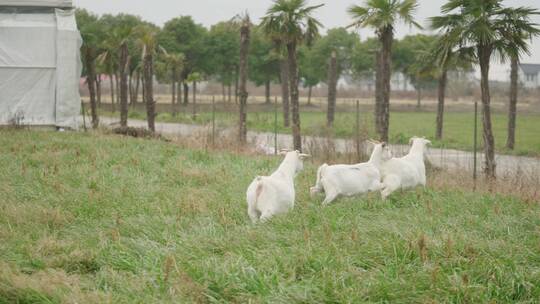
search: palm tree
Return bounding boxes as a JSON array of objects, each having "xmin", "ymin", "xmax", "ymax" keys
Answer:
[
  {"xmin": 135, "ymin": 26, "xmax": 159, "ymax": 132},
  {"xmin": 431, "ymin": 0, "xmax": 540, "ymax": 178},
  {"xmin": 262, "ymin": 0, "xmax": 324, "ymax": 151},
  {"xmin": 348, "ymin": 0, "xmax": 421, "ymax": 142},
  {"xmin": 101, "ymin": 28, "xmax": 134, "ymax": 127},
  {"xmin": 97, "ymin": 39, "xmax": 118, "ymax": 112},
  {"xmin": 76, "ymin": 9, "xmax": 103, "ymax": 129}
]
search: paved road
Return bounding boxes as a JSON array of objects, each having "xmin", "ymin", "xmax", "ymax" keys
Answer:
[{"xmin": 96, "ymin": 117, "xmax": 540, "ymax": 179}]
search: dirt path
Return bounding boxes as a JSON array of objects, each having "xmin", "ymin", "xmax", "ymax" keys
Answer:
[{"xmin": 96, "ymin": 116, "xmax": 540, "ymax": 179}]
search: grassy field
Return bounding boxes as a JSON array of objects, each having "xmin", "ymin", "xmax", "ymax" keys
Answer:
[
  {"xmin": 1, "ymin": 130, "xmax": 540, "ymax": 303},
  {"xmin": 100, "ymin": 108, "xmax": 540, "ymax": 156}
]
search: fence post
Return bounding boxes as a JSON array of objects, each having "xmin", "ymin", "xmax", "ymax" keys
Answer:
[
  {"xmin": 274, "ymin": 96, "xmax": 278, "ymax": 155},
  {"xmin": 355, "ymin": 99, "xmax": 361, "ymax": 161},
  {"xmin": 81, "ymin": 101, "xmax": 87, "ymax": 131},
  {"xmin": 473, "ymin": 100, "xmax": 478, "ymax": 190},
  {"xmin": 212, "ymin": 95, "xmax": 216, "ymax": 148}
]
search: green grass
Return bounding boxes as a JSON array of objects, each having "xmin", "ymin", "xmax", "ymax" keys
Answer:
[
  {"xmin": 102, "ymin": 108, "xmax": 540, "ymax": 156},
  {"xmin": 1, "ymin": 130, "xmax": 540, "ymax": 303}
]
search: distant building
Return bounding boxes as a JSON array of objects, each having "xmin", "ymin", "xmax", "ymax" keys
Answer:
[
  {"xmin": 518, "ymin": 63, "xmax": 540, "ymax": 88},
  {"xmin": 338, "ymin": 72, "xmax": 415, "ymax": 92}
]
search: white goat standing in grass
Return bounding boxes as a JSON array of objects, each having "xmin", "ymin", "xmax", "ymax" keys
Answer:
[
  {"xmin": 246, "ymin": 150, "xmax": 310, "ymax": 223},
  {"xmin": 310, "ymin": 141, "xmax": 392, "ymax": 205},
  {"xmin": 380, "ymin": 137, "xmax": 431, "ymax": 200}
]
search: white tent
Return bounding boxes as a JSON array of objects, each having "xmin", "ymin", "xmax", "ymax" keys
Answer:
[{"xmin": 0, "ymin": 0, "xmax": 82, "ymax": 129}]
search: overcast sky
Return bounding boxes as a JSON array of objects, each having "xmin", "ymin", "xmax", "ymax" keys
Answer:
[{"xmin": 73, "ymin": 0, "xmax": 540, "ymax": 80}]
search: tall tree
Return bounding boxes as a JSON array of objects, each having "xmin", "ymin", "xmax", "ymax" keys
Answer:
[
  {"xmin": 431, "ymin": 0, "xmax": 540, "ymax": 178},
  {"xmin": 76, "ymin": 9, "xmax": 103, "ymax": 129},
  {"xmin": 300, "ymin": 28, "xmax": 359, "ymax": 106},
  {"xmin": 262, "ymin": 0, "xmax": 324, "ymax": 151},
  {"xmin": 430, "ymin": 39, "xmax": 473, "ymax": 140},
  {"xmin": 160, "ymin": 51, "xmax": 185, "ymax": 115},
  {"xmin": 350, "ymin": 37, "xmax": 379, "ymax": 93},
  {"xmin": 504, "ymin": 11, "xmax": 540, "ymax": 150},
  {"xmin": 206, "ymin": 21, "xmax": 240, "ymax": 103},
  {"xmin": 248, "ymin": 26, "xmax": 280, "ymax": 104},
  {"xmin": 158, "ymin": 16, "xmax": 207, "ymax": 105},
  {"xmin": 394, "ymin": 34, "xmax": 438, "ymax": 109},
  {"xmin": 238, "ymin": 16, "xmax": 251, "ymax": 143},
  {"xmin": 348, "ymin": 0, "xmax": 421, "ymax": 142}
]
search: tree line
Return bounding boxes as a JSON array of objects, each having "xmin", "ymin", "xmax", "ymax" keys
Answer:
[{"xmin": 77, "ymin": 0, "xmax": 539, "ymax": 178}]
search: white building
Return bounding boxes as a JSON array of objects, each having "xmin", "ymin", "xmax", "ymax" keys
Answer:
[
  {"xmin": 0, "ymin": 0, "xmax": 82, "ymax": 128},
  {"xmin": 339, "ymin": 72, "xmax": 416, "ymax": 92},
  {"xmin": 518, "ymin": 63, "xmax": 540, "ymax": 88}
]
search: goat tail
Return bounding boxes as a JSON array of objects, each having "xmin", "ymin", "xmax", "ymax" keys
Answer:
[
  {"xmin": 312, "ymin": 163, "xmax": 328, "ymax": 193},
  {"xmin": 254, "ymin": 176, "xmax": 264, "ymax": 207}
]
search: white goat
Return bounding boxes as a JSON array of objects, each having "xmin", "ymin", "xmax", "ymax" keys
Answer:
[
  {"xmin": 380, "ymin": 137, "xmax": 431, "ymax": 200},
  {"xmin": 310, "ymin": 142, "xmax": 392, "ymax": 205},
  {"xmin": 246, "ymin": 150, "xmax": 310, "ymax": 223}
]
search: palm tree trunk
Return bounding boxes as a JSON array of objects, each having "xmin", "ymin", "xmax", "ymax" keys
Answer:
[
  {"xmin": 134, "ymin": 71, "xmax": 140, "ymax": 105},
  {"xmin": 327, "ymin": 50, "xmax": 338, "ymax": 127},
  {"xmin": 96, "ymin": 74, "xmax": 102, "ymax": 107},
  {"xmin": 141, "ymin": 72, "xmax": 146, "ymax": 104},
  {"xmin": 374, "ymin": 50, "xmax": 383, "ymax": 135},
  {"xmin": 479, "ymin": 46, "xmax": 496, "ymax": 178},
  {"xmin": 506, "ymin": 57, "xmax": 518, "ymax": 150},
  {"xmin": 115, "ymin": 72, "xmax": 121, "ymax": 106},
  {"xmin": 264, "ymin": 79, "xmax": 271, "ymax": 104},
  {"xmin": 379, "ymin": 28, "xmax": 393, "ymax": 142},
  {"xmin": 177, "ymin": 78, "xmax": 182, "ymax": 106},
  {"xmin": 238, "ymin": 18, "xmax": 250, "ymax": 143},
  {"xmin": 436, "ymin": 69, "xmax": 447, "ymax": 140},
  {"xmin": 287, "ymin": 42, "xmax": 301, "ymax": 151},
  {"xmin": 119, "ymin": 42, "xmax": 129, "ymax": 127},
  {"xmin": 183, "ymin": 82, "xmax": 189, "ymax": 105},
  {"xmin": 222, "ymin": 82, "xmax": 226, "ymax": 102},
  {"xmin": 307, "ymin": 85, "xmax": 313, "ymax": 106},
  {"xmin": 192, "ymin": 81, "xmax": 197, "ymax": 119},
  {"xmin": 280, "ymin": 58, "xmax": 290, "ymax": 127},
  {"xmin": 144, "ymin": 53, "xmax": 155, "ymax": 132},
  {"xmin": 416, "ymin": 87, "xmax": 422, "ymax": 109},
  {"xmin": 129, "ymin": 73, "xmax": 134, "ymax": 106},
  {"xmin": 109, "ymin": 73, "xmax": 115, "ymax": 112},
  {"xmin": 171, "ymin": 67, "xmax": 177, "ymax": 106},
  {"xmin": 234, "ymin": 66, "xmax": 239, "ymax": 104},
  {"xmin": 85, "ymin": 49, "xmax": 99, "ymax": 129}
]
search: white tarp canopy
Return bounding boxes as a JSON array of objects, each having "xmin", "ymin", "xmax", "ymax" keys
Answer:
[
  {"xmin": 0, "ymin": 0, "xmax": 72, "ymax": 8},
  {"xmin": 0, "ymin": 4, "xmax": 82, "ymax": 129}
]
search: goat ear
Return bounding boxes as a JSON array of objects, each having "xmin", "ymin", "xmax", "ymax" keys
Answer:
[
  {"xmin": 299, "ymin": 153, "xmax": 311, "ymax": 160},
  {"xmin": 278, "ymin": 150, "xmax": 288, "ymax": 156},
  {"xmin": 425, "ymin": 139, "xmax": 432, "ymax": 146}
]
